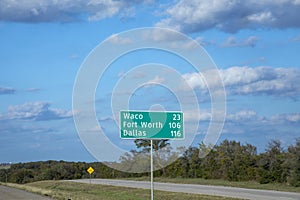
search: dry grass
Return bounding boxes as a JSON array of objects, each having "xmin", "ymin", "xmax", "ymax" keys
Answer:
[
  {"xmin": 1, "ymin": 181, "xmax": 243, "ymax": 200},
  {"xmin": 1, "ymin": 182, "xmax": 53, "ymax": 197}
]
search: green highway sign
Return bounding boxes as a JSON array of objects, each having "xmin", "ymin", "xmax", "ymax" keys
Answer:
[{"xmin": 120, "ymin": 110, "xmax": 184, "ymax": 139}]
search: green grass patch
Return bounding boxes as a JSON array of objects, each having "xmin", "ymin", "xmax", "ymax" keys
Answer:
[
  {"xmin": 123, "ymin": 177, "xmax": 300, "ymax": 193},
  {"xmin": 1, "ymin": 180, "xmax": 242, "ymax": 200}
]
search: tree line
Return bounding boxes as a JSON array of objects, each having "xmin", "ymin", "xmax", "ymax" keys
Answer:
[{"xmin": 0, "ymin": 139, "xmax": 299, "ymax": 186}]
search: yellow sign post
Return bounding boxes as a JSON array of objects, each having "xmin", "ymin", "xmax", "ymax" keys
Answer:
[
  {"xmin": 87, "ymin": 167, "xmax": 94, "ymax": 184},
  {"xmin": 87, "ymin": 167, "xmax": 94, "ymax": 174}
]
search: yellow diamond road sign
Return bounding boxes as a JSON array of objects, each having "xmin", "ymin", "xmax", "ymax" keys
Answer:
[{"xmin": 87, "ymin": 167, "xmax": 94, "ymax": 174}]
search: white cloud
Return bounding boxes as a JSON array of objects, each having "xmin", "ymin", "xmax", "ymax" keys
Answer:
[
  {"xmin": 194, "ymin": 36, "xmax": 216, "ymax": 46},
  {"xmin": 157, "ymin": 0, "xmax": 300, "ymax": 33},
  {"xmin": 86, "ymin": 0, "xmax": 122, "ymax": 21},
  {"xmin": 99, "ymin": 116, "xmax": 114, "ymax": 122},
  {"xmin": 140, "ymin": 28, "xmax": 197, "ymax": 50},
  {"xmin": 270, "ymin": 113, "xmax": 300, "ymax": 123},
  {"xmin": 141, "ymin": 32, "xmax": 257, "ymax": 49},
  {"xmin": 247, "ymin": 11, "xmax": 275, "ymax": 24},
  {"xmin": 227, "ymin": 110, "xmax": 300, "ymax": 125},
  {"xmin": 184, "ymin": 110, "xmax": 211, "ymax": 122},
  {"xmin": 221, "ymin": 36, "xmax": 258, "ymax": 47},
  {"xmin": 0, "ymin": 0, "xmax": 150, "ymax": 23},
  {"xmin": 183, "ymin": 66, "xmax": 300, "ymax": 97},
  {"xmin": 292, "ymin": 34, "xmax": 300, "ymax": 41},
  {"xmin": 285, "ymin": 113, "xmax": 300, "ymax": 122},
  {"xmin": 222, "ymin": 110, "xmax": 300, "ymax": 137},
  {"xmin": 187, "ymin": 109, "xmax": 300, "ymax": 137},
  {"xmin": 107, "ymin": 34, "xmax": 133, "ymax": 44},
  {"xmin": 142, "ymin": 28, "xmax": 186, "ymax": 42},
  {"xmin": 0, "ymin": 120, "xmax": 55, "ymax": 135},
  {"xmin": 227, "ymin": 110, "xmax": 261, "ymax": 122},
  {"xmin": 145, "ymin": 75, "xmax": 165, "ymax": 86},
  {"xmin": 25, "ymin": 88, "xmax": 41, "ymax": 93},
  {"xmin": 0, "ymin": 102, "xmax": 73, "ymax": 121},
  {"xmin": 182, "ymin": 72, "xmax": 206, "ymax": 89},
  {"xmin": 0, "ymin": 86, "xmax": 15, "ymax": 95},
  {"xmin": 149, "ymin": 34, "xmax": 258, "ymax": 49}
]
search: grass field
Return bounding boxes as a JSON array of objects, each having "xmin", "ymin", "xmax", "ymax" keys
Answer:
[
  {"xmin": 124, "ymin": 177, "xmax": 300, "ymax": 193},
  {"xmin": 1, "ymin": 177, "xmax": 300, "ymax": 199},
  {"xmin": 1, "ymin": 181, "xmax": 242, "ymax": 200},
  {"xmin": 0, "ymin": 165, "xmax": 10, "ymax": 170}
]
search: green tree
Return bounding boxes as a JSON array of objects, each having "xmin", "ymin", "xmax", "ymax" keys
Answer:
[
  {"xmin": 286, "ymin": 139, "xmax": 300, "ymax": 186},
  {"xmin": 134, "ymin": 139, "xmax": 171, "ymax": 176},
  {"xmin": 134, "ymin": 139, "xmax": 170, "ymax": 152},
  {"xmin": 10, "ymin": 169, "xmax": 34, "ymax": 183},
  {"xmin": 257, "ymin": 140, "xmax": 286, "ymax": 183}
]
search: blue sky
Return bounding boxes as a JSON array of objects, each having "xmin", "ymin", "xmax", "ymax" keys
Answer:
[{"xmin": 0, "ymin": 0, "xmax": 300, "ymax": 163}]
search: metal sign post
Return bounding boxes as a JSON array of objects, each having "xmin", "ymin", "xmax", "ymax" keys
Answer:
[
  {"xmin": 120, "ymin": 110, "xmax": 184, "ymax": 200},
  {"xmin": 150, "ymin": 139, "xmax": 154, "ymax": 200},
  {"xmin": 87, "ymin": 167, "xmax": 94, "ymax": 184}
]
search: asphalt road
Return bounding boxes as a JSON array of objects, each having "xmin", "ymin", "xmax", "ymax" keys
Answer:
[
  {"xmin": 0, "ymin": 185, "xmax": 53, "ymax": 200},
  {"xmin": 71, "ymin": 179, "xmax": 300, "ymax": 200}
]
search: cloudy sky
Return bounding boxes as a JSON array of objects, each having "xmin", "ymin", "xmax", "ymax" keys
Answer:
[{"xmin": 1, "ymin": 0, "xmax": 300, "ymax": 163}]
